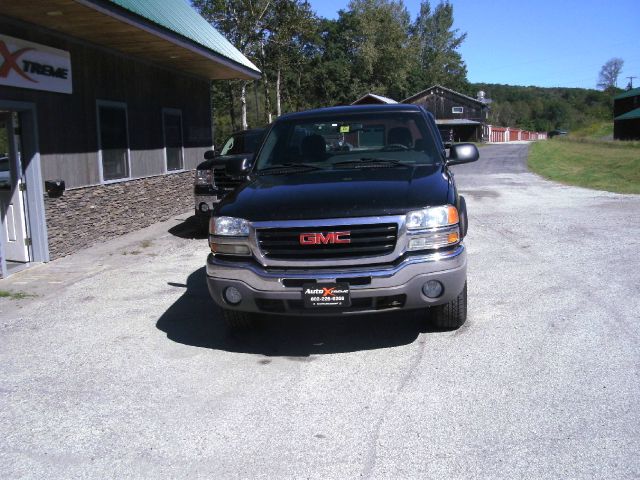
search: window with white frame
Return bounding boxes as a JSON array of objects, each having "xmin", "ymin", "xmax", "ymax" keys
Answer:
[
  {"xmin": 98, "ymin": 102, "xmax": 130, "ymax": 181},
  {"xmin": 163, "ymin": 110, "xmax": 184, "ymax": 171},
  {"xmin": 452, "ymin": 106, "xmax": 464, "ymax": 114}
]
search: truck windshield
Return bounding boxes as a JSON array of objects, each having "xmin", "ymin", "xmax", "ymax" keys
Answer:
[
  {"xmin": 255, "ymin": 112, "xmax": 441, "ymax": 171},
  {"xmin": 219, "ymin": 130, "xmax": 264, "ymax": 156}
]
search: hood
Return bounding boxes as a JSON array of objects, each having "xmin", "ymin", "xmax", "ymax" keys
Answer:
[
  {"xmin": 215, "ymin": 165, "xmax": 452, "ymax": 221},
  {"xmin": 196, "ymin": 153, "xmax": 253, "ymax": 170}
]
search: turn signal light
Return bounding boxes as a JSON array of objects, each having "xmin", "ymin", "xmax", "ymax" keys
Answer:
[
  {"xmin": 447, "ymin": 206, "xmax": 459, "ymax": 225},
  {"xmin": 210, "ymin": 243, "xmax": 251, "ymax": 256}
]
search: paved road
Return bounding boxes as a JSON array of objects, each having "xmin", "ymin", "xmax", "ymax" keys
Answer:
[{"xmin": 1, "ymin": 144, "xmax": 639, "ymax": 479}]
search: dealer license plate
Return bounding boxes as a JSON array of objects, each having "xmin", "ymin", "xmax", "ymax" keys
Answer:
[{"xmin": 302, "ymin": 283, "xmax": 351, "ymax": 308}]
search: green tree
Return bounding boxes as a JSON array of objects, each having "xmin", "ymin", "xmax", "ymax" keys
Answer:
[
  {"xmin": 474, "ymin": 83, "xmax": 612, "ymax": 132},
  {"xmin": 308, "ymin": 15, "xmax": 362, "ymax": 106},
  {"xmin": 347, "ymin": 0, "xmax": 415, "ymax": 100},
  {"xmin": 193, "ymin": 0, "xmax": 271, "ymax": 130},
  {"xmin": 412, "ymin": 1, "xmax": 468, "ymax": 92},
  {"xmin": 263, "ymin": 0, "xmax": 318, "ymax": 117}
]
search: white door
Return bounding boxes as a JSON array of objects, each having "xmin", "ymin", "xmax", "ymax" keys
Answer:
[{"xmin": 0, "ymin": 112, "xmax": 29, "ymax": 263}]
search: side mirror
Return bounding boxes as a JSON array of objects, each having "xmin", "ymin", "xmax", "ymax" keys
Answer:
[
  {"xmin": 204, "ymin": 149, "xmax": 216, "ymax": 160},
  {"xmin": 447, "ymin": 143, "xmax": 479, "ymax": 166},
  {"xmin": 225, "ymin": 156, "xmax": 252, "ymax": 176}
]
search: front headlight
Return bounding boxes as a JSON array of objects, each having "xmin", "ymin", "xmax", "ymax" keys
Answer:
[
  {"xmin": 195, "ymin": 169, "xmax": 212, "ymax": 186},
  {"xmin": 406, "ymin": 205, "xmax": 459, "ymax": 230},
  {"xmin": 405, "ymin": 205, "xmax": 460, "ymax": 251},
  {"xmin": 210, "ymin": 216, "xmax": 250, "ymax": 236}
]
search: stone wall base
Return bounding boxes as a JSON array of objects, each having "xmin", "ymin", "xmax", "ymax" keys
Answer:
[{"xmin": 44, "ymin": 171, "xmax": 194, "ymax": 259}]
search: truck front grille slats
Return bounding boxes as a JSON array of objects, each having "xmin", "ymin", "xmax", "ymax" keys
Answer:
[
  {"xmin": 212, "ymin": 168, "xmax": 242, "ymax": 191},
  {"xmin": 263, "ymin": 244, "xmax": 396, "ymax": 257},
  {"xmin": 256, "ymin": 235, "xmax": 395, "ymax": 247},
  {"xmin": 256, "ymin": 223, "xmax": 398, "ymax": 260},
  {"xmin": 257, "ymin": 225, "xmax": 395, "ymax": 238}
]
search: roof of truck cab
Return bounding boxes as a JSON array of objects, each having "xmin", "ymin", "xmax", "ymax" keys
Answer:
[
  {"xmin": 229, "ymin": 128, "xmax": 266, "ymax": 136},
  {"xmin": 277, "ymin": 104, "xmax": 425, "ymax": 121}
]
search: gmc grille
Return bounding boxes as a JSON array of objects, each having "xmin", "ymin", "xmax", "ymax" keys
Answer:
[
  {"xmin": 256, "ymin": 223, "xmax": 398, "ymax": 260},
  {"xmin": 213, "ymin": 168, "xmax": 243, "ymax": 192}
]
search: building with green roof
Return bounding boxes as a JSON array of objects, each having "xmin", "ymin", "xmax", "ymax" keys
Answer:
[
  {"xmin": 614, "ymin": 87, "xmax": 640, "ymax": 101},
  {"xmin": 0, "ymin": 0, "xmax": 259, "ymax": 276},
  {"xmin": 613, "ymin": 87, "xmax": 640, "ymax": 140}
]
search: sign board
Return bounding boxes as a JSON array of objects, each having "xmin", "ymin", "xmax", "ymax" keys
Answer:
[{"xmin": 0, "ymin": 34, "xmax": 72, "ymax": 94}]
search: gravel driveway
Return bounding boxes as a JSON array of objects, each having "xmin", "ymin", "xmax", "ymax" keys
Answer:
[{"xmin": 1, "ymin": 144, "xmax": 639, "ymax": 479}]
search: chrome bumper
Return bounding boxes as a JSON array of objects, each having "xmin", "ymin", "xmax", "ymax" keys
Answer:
[{"xmin": 206, "ymin": 245, "xmax": 467, "ymax": 315}]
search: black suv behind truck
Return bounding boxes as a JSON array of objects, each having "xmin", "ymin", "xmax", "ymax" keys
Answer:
[
  {"xmin": 206, "ymin": 104, "xmax": 479, "ymax": 329},
  {"xmin": 194, "ymin": 128, "xmax": 265, "ymax": 226}
]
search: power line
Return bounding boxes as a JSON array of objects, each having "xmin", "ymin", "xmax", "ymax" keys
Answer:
[{"xmin": 626, "ymin": 76, "xmax": 637, "ymax": 88}]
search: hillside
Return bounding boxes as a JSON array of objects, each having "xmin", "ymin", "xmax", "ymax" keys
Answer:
[{"xmin": 466, "ymin": 83, "xmax": 615, "ymax": 132}]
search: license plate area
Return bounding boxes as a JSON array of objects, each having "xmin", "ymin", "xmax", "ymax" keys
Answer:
[{"xmin": 302, "ymin": 283, "xmax": 351, "ymax": 308}]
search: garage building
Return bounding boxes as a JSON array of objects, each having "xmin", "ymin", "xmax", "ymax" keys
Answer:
[
  {"xmin": 403, "ymin": 85, "xmax": 490, "ymax": 143},
  {"xmin": 0, "ymin": 0, "xmax": 259, "ymax": 277}
]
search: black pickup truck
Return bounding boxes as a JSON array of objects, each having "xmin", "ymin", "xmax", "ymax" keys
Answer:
[
  {"xmin": 194, "ymin": 128, "xmax": 265, "ymax": 227},
  {"xmin": 205, "ymin": 104, "xmax": 479, "ymax": 329}
]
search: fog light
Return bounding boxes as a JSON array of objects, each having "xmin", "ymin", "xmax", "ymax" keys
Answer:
[
  {"xmin": 422, "ymin": 280, "xmax": 443, "ymax": 298},
  {"xmin": 199, "ymin": 202, "xmax": 210, "ymax": 212},
  {"xmin": 224, "ymin": 286, "xmax": 242, "ymax": 305}
]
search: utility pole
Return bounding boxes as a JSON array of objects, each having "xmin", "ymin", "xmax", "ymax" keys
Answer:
[{"xmin": 626, "ymin": 76, "xmax": 637, "ymax": 89}]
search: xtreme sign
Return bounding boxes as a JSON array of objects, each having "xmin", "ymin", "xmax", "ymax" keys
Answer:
[{"xmin": 0, "ymin": 34, "xmax": 72, "ymax": 94}]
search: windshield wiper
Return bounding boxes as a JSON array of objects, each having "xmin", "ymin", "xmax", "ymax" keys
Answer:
[
  {"xmin": 333, "ymin": 158, "xmax": 411, "ymax": 168},
  {"xmin": 257, "ymin": 163, "xmax": 324, "ymax": 175}
]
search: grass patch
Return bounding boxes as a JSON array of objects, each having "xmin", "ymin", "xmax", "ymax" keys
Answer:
[
  {"xmin": 528, "ymin": 137, "xmax": 640, "ymax": 194},
  {"xmin": 570, "ymin": 122, "xmax": 613, "ymax": 140},
  {"xmin": 0, "ymin": 290, "xmax": 36, "ymax": 300}
]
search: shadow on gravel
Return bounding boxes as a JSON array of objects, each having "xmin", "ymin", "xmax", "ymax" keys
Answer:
[
  {"xmin": 156, "ymin": 267, "xmax": 434, "ymax": 356},
  {"xmin": 168, "ymin": 215, "xmax": 208, "ymax": 240}
]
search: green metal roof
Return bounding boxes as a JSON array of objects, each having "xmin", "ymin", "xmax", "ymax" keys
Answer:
[
  {"xmin": 614, "ymin": 87, "xmax": 640, "ymax": 100},
  {"xmin": 614, "ymin": 107, "xmax": 640, "ymax": 121},
  {"xmin": 107, "ymin": 0, "xmax": 260, "ymax": 75}
]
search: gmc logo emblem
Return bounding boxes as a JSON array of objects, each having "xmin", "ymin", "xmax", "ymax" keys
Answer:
[{"xmin": 299, "ymin": 231, "xmax": 351, "ymax": 245}]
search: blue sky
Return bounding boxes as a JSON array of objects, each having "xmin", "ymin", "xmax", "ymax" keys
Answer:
[{"xmin": 307, "ymin": 0, "xmax": 640, "ymax": 90}]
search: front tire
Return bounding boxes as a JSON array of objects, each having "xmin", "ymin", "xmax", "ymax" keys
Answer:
[
  {"xmin": 431, "ymin": 282, "xmax": 467, "ymax": 330},
  {"xmin": 222, "ymin": 309, "xmax": 255, "ymax": 329}
]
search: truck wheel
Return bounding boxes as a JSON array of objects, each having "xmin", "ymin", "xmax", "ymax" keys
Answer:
[
  {"xmin": 458, "ymin": 195, "xmax": 468, "ymax": 238},
  {"xmin": 431, "ymin": 282, "xmax": 467, "ymax": 330},
  {"xmin": 222, "ymin": 309, "xmax": 255, "ymax": 329}
]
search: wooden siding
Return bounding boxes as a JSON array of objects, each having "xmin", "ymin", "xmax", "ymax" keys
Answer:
[
  {"xmin": 614, "ymin": 95, "xmax": 640, "ymax": 118},
  {"xmin": 41, "ymin": 152, "xmax": 100, "ymax": 187},
  {"xmin": 184, "ymin": 146, "xmax": 209, "ymax": 171},
  {"xmin": 0, "ymin": 19, "xmax": 213, "ymax": 189},
  {"xmin": 409, "ymin": 89, "xmax": 486, "ymax": 122},
  {"xmin": 130, "ymin": 149, "xmax": 164, "ymax": 179}
]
